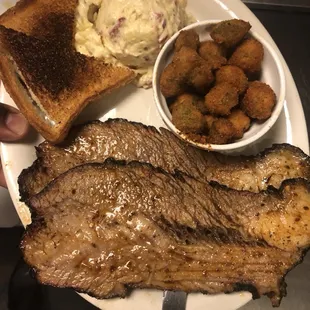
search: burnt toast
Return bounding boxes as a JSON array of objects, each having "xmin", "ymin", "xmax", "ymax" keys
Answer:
[{"xmin": 0, "ymin": 0, "xmax": 134, "ymax": 143}]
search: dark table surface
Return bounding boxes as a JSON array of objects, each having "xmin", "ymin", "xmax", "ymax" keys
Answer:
[{"xmin": 1, "ymin": 3, "xmax": 310, "ymax": 310}]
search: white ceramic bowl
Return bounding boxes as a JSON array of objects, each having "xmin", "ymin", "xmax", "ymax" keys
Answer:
[{"xmin": 153, "ymin": 20, "xmax": 286, "ymax": 152}]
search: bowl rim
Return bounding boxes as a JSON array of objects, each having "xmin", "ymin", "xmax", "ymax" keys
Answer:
[{"xmin": 152, "ymin": 19, "xmax": 286, "ymax": 152}]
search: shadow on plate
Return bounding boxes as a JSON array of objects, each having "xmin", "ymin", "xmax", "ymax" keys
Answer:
[
  {"xmin": 9, "ymin": 84, "xmax": 137, "ymax": 145},
  {"xmin": 1, "ymin": 126, "xmax": 40, "ymax": 146},
  {"xmin": 8, "ymin": 258, "xmax": 98, "ymax": 310},
  {"xmin": 20, "ymin": 126, "xmax": 40, "ymax": 145},
  {"xmin": 76, "ymin": 84, "xmax": 137, "ymax": 124}
]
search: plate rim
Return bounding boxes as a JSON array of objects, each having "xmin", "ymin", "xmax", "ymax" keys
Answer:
[{"xmin": 0, "ymin": 0, "xmax": 308, "ymax": 309}]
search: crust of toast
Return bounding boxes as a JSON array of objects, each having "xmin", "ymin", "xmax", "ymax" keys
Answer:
[
  {"xmin": 0, "ymin": 0, "xmax": 77, "ymax": 36},
  {"xmin": 0, "ymin": 0, "xmax": 135, "ymax": 143},
  {"xmin": 0, "ymin": 53, "xmax": 134, "ymax": 143},
  {"xmin": 0, "ymin": 55, "xmax": 59, "ymax": 141}
]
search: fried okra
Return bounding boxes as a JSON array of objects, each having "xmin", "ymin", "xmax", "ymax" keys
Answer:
[
  {"xmin": 160, "ymin": 47, "xmax": 214, "ymax": 97},
  {"xmin": 210, "ymin": 19, "xmax": 251, "ymax": 48},
  {"xmin": 198, "ymin": 41, "xmax": 227, "ymax": 70},
  {"xmin": 204, "ymin": 83, "xmax": 239, "ymax": 116},
  {"xmin": 159, "ymin": 19, "xmax": 277, "ymax": 147},
  {"xmin": 207, "ymin": 119, "xmax": 236, "ymax": 144},
  {"xmin": 160, "ymin": 63, "xmax": 185, "ymax": 98},
  {"xmin": 228, "ymin": 109, "xmax": 251, "ymax": 139},
  {"xmin": 171, "ymin": 93, "xmax": 207, "ymax": 114},
  {"xmin": 199, "ymin": 40, "xmax": 226, "ymax": 58},
  {"xmin": 241, "ymin": 81, "xmax": 276, "ymax": 120},
  {"xmin": 189, "ymin": 94, "xmax": 208, "ymax": 114},
  {"xmin": 174, "ymin": 30, "xmax": 200, "ymax": 52},
  {"xmin": 188, "ymin": 64, "xmax": 214, "ymax": 95},
  {"xmin": 204, "ymin": 114, "xmax": 218, "ymax": 132},
  {"xmin": 171, "ymin": 96, "xmax": 205, "ymax": 133},
  {"xmin": 160, "ymin": 47, "xmax": 196, "ymax": 98},
  {"xmin": 215, "ymin": 65, "xmax": 248, "ymax": 94},
  {"xmin": 228, "ymin": 38, "xmax": 264, "ymax": 76}
]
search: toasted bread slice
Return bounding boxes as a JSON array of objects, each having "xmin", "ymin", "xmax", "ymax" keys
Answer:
[
  {"xmin": 0, "ymin": 0, "xmax": 134, "ymax": 143},
  {"xmin": 0, "ymin": 0, "xmax": 77, "ymax": 36}
]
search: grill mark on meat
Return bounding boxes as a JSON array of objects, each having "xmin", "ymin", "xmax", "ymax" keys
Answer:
[
  {"xmin": 18, "ymin": 119, "xmax": 310, "ymax": 201},
  {"xmin": 21, "ymin": 161, "xmax": 310, "ymax": 306}
]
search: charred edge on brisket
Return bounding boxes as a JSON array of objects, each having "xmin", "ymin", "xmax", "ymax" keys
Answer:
[
  {"xmin": 18, "ymin": 119, "xmax": 310, "ymax": 201},
  {"xmin": 21, "ymin": 161, "xmax": 310, "ymax": 306}
]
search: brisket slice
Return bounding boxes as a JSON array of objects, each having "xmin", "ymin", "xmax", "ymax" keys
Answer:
[
  {"xmin": 18, "ymin": 119, "xmax": 310, "ymax": 201},
  {"xmin": 21, "ymin": 161, "xmax": 310, "ymax": 306}
]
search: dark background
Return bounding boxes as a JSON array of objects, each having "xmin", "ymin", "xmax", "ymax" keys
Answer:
[
  {"xmin": 247, "ymin": 3, "xmax": 310, "ymax": 142},
  {"xmin": 1, "ymin": 2, "xmax": 310, "ymax": 310}
]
